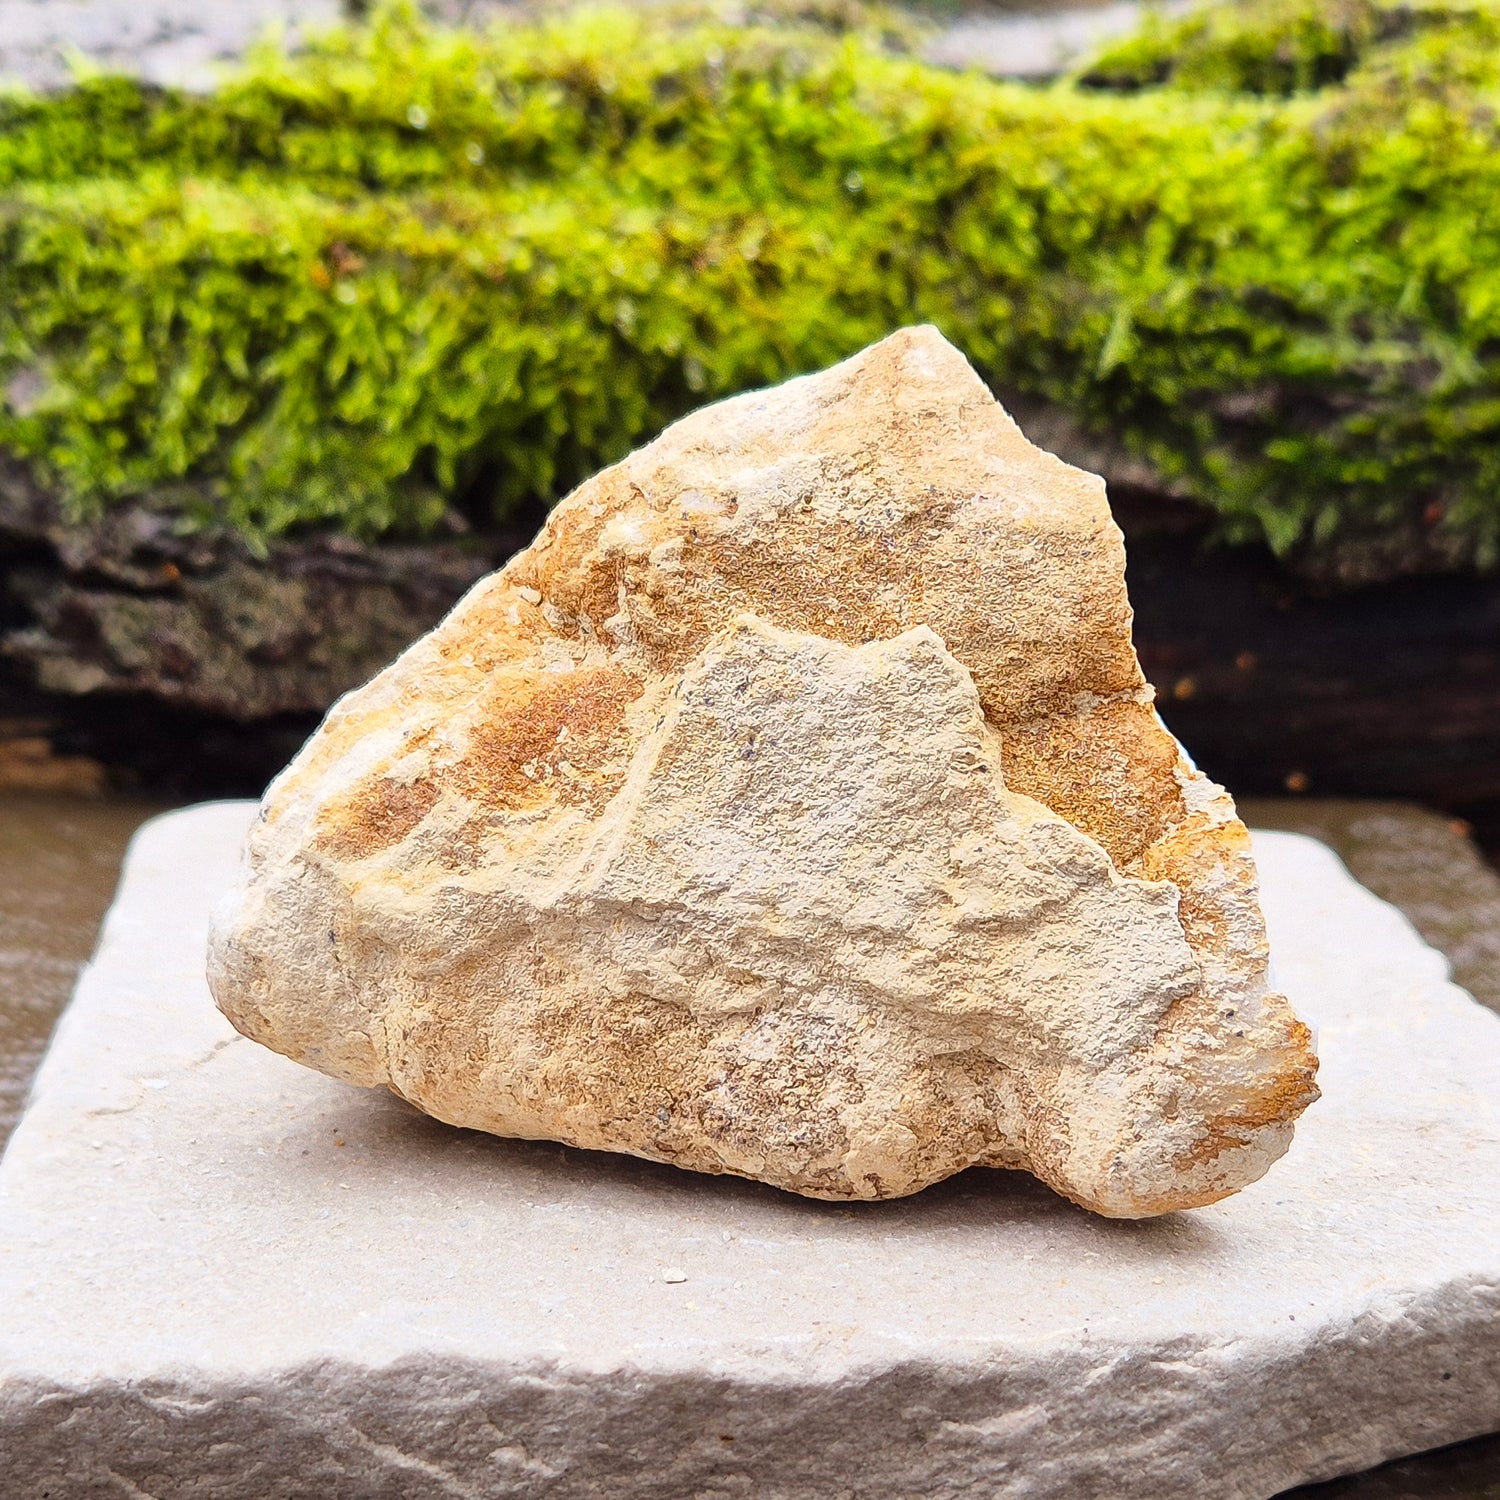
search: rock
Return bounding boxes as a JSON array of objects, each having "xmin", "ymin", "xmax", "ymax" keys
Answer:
[
  {"xmin": 0, "ymin": 455, "xmax": 496, "ymax": 721},
  {"xmin": 924, "ymin": 2, "xmax": 1192, "ymax": 81},
  {"xmin": 0, "ymin": 0, "xmax": 340, "ymax": 92},
  {"xmin": 4, "ymin": 804, "xmax": 1499, "ymax": 1499},
  {"xmin": 208, "ymin": 326, "xmax": 1318, "ymax": 1218}
]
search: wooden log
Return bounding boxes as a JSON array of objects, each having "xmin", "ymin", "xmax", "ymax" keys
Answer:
[{"xmin": 1117, "ymin": 490, "xmax": 1500, "ymax": 819}]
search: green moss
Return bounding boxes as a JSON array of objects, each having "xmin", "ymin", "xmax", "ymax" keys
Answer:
[
  {"xmin": 1079, "ymin": 0, "xmax": 1500, "ymax": 96},
  {"xmin": 4, "ymin": 0, "xmax": 1500, "ymax": 572}
]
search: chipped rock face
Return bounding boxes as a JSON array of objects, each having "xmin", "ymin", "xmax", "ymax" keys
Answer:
[{"xmin": 208, "ymin": 327, "xmax": 1318, "ymax": 1217}]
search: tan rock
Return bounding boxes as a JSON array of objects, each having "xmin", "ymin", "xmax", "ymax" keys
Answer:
[{"xmin": 208, "ymin": 327, "xmax": 1318, "ymax": 1217}]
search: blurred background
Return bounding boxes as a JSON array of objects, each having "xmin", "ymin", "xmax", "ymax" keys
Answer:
[{"xmin": 2, "ymin": 2, "xmax": 1500, "ymax": 1491}]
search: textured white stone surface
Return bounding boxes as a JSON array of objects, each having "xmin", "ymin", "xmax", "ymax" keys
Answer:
[{"xmin": 1, "ymin": 801, "xmax": 1497, "ymax": 1499}]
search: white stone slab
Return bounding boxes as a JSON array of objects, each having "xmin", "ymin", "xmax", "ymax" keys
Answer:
[{"xmin": 1, "ymin": 803, "xmax": 1497, "ymax": 1499}]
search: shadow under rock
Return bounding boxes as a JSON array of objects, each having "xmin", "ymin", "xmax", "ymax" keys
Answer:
[{"xmin": 276, "ymin": 1074, "xmax": 1229, "ymax": 1267}]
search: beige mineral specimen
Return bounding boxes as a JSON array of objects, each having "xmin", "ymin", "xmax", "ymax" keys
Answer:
[{"xmin": 208, "ymin": 327, "xmax": 1319, "ymax": 1217}]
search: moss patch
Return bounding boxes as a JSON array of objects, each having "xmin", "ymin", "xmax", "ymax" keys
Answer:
[{"xmin": 4, "ymin": 0, "xmax": 1500, "ymax": 576}]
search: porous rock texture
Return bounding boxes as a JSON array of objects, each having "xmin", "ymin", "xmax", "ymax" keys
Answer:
[{"xmin": 208, "ymin": 326, "xmax": 1318, "ymax": 1218}]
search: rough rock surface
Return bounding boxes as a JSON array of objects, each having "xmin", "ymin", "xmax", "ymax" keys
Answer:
[
  {"xmin": 209, "ymin": 327, "xmax": 1318, "ymax": 1218},
  {"xmin": 3, "ymin": 804, "xmax": 1498, "ymax": 1500},
  {"xmin": 0, "ymin": 455, "xmax": 494, "ymax": 721}
]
